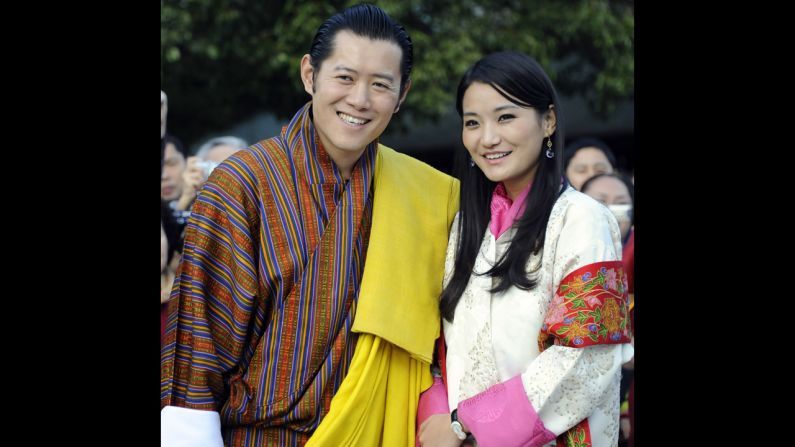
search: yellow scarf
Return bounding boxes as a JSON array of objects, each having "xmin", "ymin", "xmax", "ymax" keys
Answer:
[{"xmin": 307, "ymin": 145, "xmax": 459, "ymax": 446}]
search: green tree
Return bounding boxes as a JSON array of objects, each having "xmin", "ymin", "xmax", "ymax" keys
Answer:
[{"xmin": 162, "ymin": 0, "xmax": 633, "ymax": 147}]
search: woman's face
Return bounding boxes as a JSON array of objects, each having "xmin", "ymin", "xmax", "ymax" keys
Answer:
[{"xmin": 461, "ymin": 82, "xmax": 555, "ymax": 198}]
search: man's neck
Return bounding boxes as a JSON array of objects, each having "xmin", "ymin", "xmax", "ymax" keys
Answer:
[
  {"xmin": 309, "ymin": 108, "xmax": 371, "ymax": 181},
  {"xmin": 321, "ymin": 142, "xmax": 367, "ymax": 181}
]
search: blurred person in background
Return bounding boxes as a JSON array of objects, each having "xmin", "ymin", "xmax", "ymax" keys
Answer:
[
  {"xmin": 581, "ymin": 172, "xmax": 633, "ymax": 243},
  {"xmin": 161, "ymin": 133, "xmax": 191, "ymax": 274},
  {"xmin": 196, "ymin": 136, "xmax": 248, "ymax": 167},
  {"xmin": 563, "ymin": 137, "xmax": 617, "ymax": 190},
  {"xmin": 176, "ymin": 136, "xmax": 250, "ymax": 215},
  {"xmin": 161, "ymin": 134, "xmax": 193, "ymax": 226}
]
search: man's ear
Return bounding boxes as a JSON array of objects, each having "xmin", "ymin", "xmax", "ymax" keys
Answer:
[
  {"xmin": 394, "ymin": 78, "xmax": 412, "ymax": 113},
  {"xmin": 300, "ymin": 54, "xmax": 315, "ymax": 95}
]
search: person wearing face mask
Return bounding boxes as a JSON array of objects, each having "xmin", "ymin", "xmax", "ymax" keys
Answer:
[{"xmin": 581, "ymin": 173, "xmax": 634, "ymax": 244}]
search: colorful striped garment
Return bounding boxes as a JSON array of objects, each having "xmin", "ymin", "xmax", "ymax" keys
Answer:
[{"xmin": 161, "ymin": 102, "xmax": 377, "ymax": 446}]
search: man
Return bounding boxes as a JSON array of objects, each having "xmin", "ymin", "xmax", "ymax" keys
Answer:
[
  {"xmin": 161, "ymin": 4, "xmax": 459, "ymax": 446},
  {"xmin": 160, "ymin": 134, "xmax": 187, "ymax": 204},
  {"xmin": 161, "ymin": 134, "xmax": 193, "ymax": 230}
]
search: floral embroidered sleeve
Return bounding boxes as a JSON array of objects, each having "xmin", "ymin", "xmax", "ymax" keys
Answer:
[{"xmin": 540, "ymin": 261, "xmax": 631, "ymax": 349}]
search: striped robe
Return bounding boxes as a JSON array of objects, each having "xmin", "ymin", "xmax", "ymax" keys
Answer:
[{"xmin": 161, "ymin": 103, "xmax": 377, "ymax": 446}]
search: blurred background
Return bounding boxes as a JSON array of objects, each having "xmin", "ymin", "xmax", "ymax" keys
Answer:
[{"xmin": 161, "ymin": 0, "xmax": 634, "ymax": 175}]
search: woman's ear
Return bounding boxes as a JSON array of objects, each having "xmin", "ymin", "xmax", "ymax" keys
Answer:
[{"xmin": 545, "ymin": 105, "xmax": 557, "ymax": 137}]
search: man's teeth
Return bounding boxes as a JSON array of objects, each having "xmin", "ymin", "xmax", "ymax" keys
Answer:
[
  {"xmin": 485, "ymin": 152, "xmax": 511, "ymax": 160},
  {"xmin": 338, "ymin": 112, "xmax": 368, "ymax": 125}
]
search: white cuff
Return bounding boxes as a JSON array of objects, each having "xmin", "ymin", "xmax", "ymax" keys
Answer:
[
  {"xmin": 161, "ymin": 405, "xmax": 224, "ymax": 447},
  {"xmin": 621, "ymin": 343, "xmax": 635, "ymax": 363}
]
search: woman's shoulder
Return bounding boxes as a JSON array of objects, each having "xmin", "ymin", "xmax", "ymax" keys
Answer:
[{"xmin": 556, "ymin": 186, "xmax": 612, "ymax": 219}]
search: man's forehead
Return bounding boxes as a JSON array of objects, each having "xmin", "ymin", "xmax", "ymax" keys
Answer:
[{"xmin": 323, "ymin": 31, "xmax": 402, "ymax": 75}]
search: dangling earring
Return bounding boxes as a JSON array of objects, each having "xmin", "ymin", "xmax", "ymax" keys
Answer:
[
  {"xmin": 545, "ymin": 137, "xmax": 554, "ymax": 159},
  {"xmin": 469, "ymin": 157, "xmax": 475, "ymax": 168}
]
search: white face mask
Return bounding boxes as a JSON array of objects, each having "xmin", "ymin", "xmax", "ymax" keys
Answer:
[{"xmin": 607, "ymin": 204, "xmax": 632, "ymax": 224}]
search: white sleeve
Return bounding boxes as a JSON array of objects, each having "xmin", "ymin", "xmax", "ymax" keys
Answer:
[
  {"xmin": 521, "ymin": 343, "xmax": 633, "ymax": 435},
  {"xmin": 521, "ymin": 196, "xmax": 634, "ymax": 435},
  {"xmin": 161, "ymin": 405, "xmax": 224, "ymax": 447}
]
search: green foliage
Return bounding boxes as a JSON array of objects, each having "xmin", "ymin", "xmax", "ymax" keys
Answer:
[{"xmin": 162, "ymin": 0, "xmax": 633, "ymax": 146}]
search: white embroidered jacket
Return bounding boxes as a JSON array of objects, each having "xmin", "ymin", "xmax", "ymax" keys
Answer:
[{"xmin": 443, "ymin": 187, "xmax": 635, "ymax": 446}]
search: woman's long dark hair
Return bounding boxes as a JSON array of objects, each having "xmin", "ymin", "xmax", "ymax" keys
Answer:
[{"xmin": 440, "ymin": 51, "xmax": 566, "ymax": 322}]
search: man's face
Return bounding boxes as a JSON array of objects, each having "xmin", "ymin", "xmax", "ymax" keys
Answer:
[
  {"xmin": 301, "ymin": 30, "xmax": 408, "ymax": 165},
  {"xmin": 161, "ymin": 142, "xmax": 186, "ymax": 201}
]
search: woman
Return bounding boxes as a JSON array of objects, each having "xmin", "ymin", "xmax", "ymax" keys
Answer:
[
  {"xmin": 581, "ymin": 172, "xmax": 634, "ymax": 244},
  {"xmin": 417, "ymin": 52, "xmax": 634, "ymax": 447},
  {"xmin": 563, "ymin": 137, "xmax": 617, "ymax": 191}
]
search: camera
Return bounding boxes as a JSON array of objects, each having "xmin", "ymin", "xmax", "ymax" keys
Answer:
[{"xmin": 196, "ymin": 160, "xmax": 220, "ymax": 177}]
